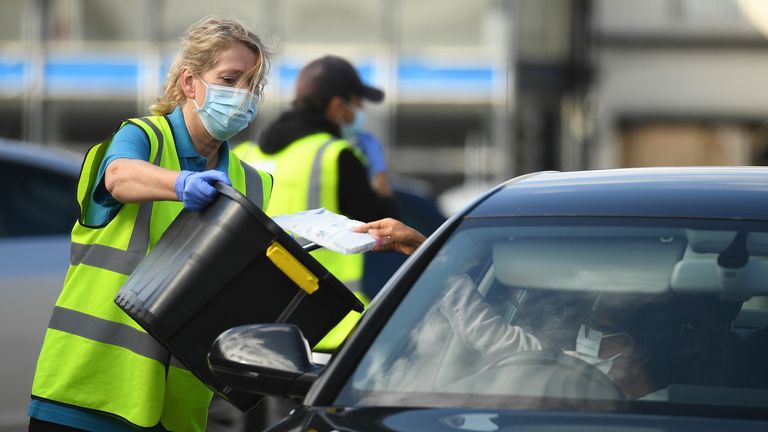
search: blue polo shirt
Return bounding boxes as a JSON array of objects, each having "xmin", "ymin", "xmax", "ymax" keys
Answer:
[
  {"xmin": 29, "ymin": 106, "xmax": 228, "ymax": 430},
  {"xmin": 83, "ymin": 105, "xmax": 230, "ymax": 226}
]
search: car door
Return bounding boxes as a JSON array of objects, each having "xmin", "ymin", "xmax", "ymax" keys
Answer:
[{"xmin": 0, "ymin": 152, "xmax": 78, "ymax": 431}]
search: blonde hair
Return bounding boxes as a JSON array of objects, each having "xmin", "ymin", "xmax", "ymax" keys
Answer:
[{"xmin": 150, "ymin": 16, "xmax": 271, "ymax": 115}]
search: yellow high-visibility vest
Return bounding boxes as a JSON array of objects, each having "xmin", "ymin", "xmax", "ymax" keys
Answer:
[
  {"xmin": 234, "ymin": 135, "xmax": 369, "ymax": 352},
  {"xmin": 31, "ymin": 116, "xmax": 272, "ymax": 431}
]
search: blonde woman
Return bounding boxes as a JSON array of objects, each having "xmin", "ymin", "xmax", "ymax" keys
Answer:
[{"xmin": 28, "ymin": 17, "xmax": 272, "ymax": 432}]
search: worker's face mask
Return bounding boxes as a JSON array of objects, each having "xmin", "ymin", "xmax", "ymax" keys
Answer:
[
  {"xmin": 194, "ymin": 78, "xmax": 258, "ymax": 141},
  {"xmin": 570, "ymin": 324, "xmax": 624, "ymax": 375},
  {"xmin": 339, "ymin": 101, "xmax": 366, "ymax": 141}
]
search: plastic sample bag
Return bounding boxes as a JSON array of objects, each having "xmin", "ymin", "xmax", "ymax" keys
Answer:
[{"xmin": 272, "ymin": 208, "xmax": 377, "ymax": 254}]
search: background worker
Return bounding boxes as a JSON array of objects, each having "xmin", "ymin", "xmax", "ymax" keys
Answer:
[
  {"xmin": 235, "ymin": 125, "xmax": 393, "ymax": 198},
  {"xmin": 235, "ymin": 55, "xmax": 398, "ymax": 352},
  {"xmin": 232, "ymin": 61, "xmax": 398, "ymax": 430},
  {"xmin": 28, "ymin": 17, "xmax": 272, "ymax": 432}
]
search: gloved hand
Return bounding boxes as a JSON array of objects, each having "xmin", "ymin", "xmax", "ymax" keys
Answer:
[
  {"xmin": 174, "ymin": 170, "xmax": 231, "ymax": 211},
  {"xmin": 355, "ymin": 131, "xmax": 388, "ymax": 176}
]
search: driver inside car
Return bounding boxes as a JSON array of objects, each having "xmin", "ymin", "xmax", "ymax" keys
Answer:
[
  {"xmin": 438, "ymin": 274, "xmax": 687, "ymax": 400},
  {"xmin": 567, "ymin": 295, "xmax": 684, "ymax": 400}
]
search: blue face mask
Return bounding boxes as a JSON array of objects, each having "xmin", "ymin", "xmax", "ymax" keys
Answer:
[
  {"xmin": 194, "ymin": 79, "xmax": 259, "ymax": 141},
  {"xmin": 339, "ymin": 104, "xmax": 366, "ymax": 141}
]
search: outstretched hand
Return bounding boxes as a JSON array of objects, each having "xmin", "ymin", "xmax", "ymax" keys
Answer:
[{"xmin": 353, "ymin": 218, "xmax": 426, "ymax": 256}]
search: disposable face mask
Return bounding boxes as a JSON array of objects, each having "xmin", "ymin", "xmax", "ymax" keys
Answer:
[
  {"xmin": 569, "ymin": 350, "xmax": 622, "ymax": 375},
  {"xmin": 339, "ymin": 104, "xmax": 366, "ymax": 141},
  {"xmin": 194, "ymin": 79, "xmax": 258, "ymax": 141},
  {"xmin": 572, "ymin": 324, "xmax": 623, "ymax": 374}
]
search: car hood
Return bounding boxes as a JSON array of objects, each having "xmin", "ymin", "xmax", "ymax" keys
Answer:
[{"xmin": 270, "ymin": 406, "xmax": 768, "ymax": 432}]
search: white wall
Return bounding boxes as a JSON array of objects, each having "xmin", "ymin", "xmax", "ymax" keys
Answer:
[
  {"xmin": 590, "ymin": 0, "xmax": 768, "ymax": 168},
  {"xmin": 594, "ymin": 0, "xmax": 756, "ymax": 36},
  {"xmin": 592, "ymin": 49, "xmax": 768, "ymax": 168}
]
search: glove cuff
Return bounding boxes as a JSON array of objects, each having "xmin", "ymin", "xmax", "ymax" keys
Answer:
[{"xmin": 174, "ymin": 170, "xmax": 193, "ymax": 201}]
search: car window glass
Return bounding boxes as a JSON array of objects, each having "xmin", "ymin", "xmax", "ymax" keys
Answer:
[
  {"xmin": 0, "ymin": 159, "xmax": 78, "ymax": 237},
  {"xmin": 337, "ymin": 217, "xmax": 768, "ymax": 417}
]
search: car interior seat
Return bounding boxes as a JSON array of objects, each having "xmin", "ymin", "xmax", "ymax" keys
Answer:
[{"xmin": 670, "ymin": 295, "xmax": 746, "ymax": 388}]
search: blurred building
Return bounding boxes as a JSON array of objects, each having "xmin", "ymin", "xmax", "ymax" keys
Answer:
[
  {"xmin": 2, "ymin": 0, "xmax": 768, "ymax": 210},
  {"xmin": 591, "ymin": 0, "xmax": 768, "ymax": 169},
  {"xmin": 0, "ymin": 0, "xmax": 583, "ymax": 203}
]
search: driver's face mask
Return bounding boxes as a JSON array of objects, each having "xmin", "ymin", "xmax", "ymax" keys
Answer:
[{"xmin": 571, "ymin": 324, "xmax": 624, "ymax": 374}]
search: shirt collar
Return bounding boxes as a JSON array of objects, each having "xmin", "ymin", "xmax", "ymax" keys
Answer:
[
  {"xmin": 216, "ymin": 142, "xmax": 230, "ymax": 171},
  {"xmin": 169, "ymin": 105, "xmax": 230, "ymax": 171}
]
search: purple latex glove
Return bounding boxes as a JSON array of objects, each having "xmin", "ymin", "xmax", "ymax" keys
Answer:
[{"xmin": 174, "ymin": 170, "xmax": 231, "ymax": 211}]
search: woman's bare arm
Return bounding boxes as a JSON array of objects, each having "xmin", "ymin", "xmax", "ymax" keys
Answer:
[{"xmin": 105, "ymin": 158, "xmax": 179, "ymax": 203}]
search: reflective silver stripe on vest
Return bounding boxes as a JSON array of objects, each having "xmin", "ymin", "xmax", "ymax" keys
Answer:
[
  {"xmin": 48, "ymin": 306, "xmax": 169, "ymax": 365},
  {"xmin": 169, "ymin": 356, "xmax": 189, "ymax": 371},
  {"xmin": 308, "ymin": 139, "xmax": 337, "ymax": 209},
  {"xmin": 69, "ymin": 242, "xmax": 146, "ymax": 276},
  {"xmin": 70, "ymin": 117, "xmax": 164, "ymax": 275},
  {"xmin": 240, "ymin": 160, "xmax": 263, "ymax": 209},
  {"xmin": 345, "ymin": 280, "xmax": 362, "ymax": 294}
]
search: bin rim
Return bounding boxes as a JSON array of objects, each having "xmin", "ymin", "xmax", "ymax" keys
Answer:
[{"xmin": 215, "ymin": 182, "xmax": 279, "ymax": 230}]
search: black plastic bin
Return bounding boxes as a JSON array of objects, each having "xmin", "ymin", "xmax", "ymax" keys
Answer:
[{"xmin": 115, "ymin": 183, "xmax": 364, "ymax": 412}]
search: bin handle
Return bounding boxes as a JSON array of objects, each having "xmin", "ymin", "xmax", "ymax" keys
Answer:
[
  {"xmin": 213, "ymin": 181, "xmax": 281, "ymax": 231},
  {"xmin": 214, "ymin": 181, "xmax": 325, "ymax": 254},
  {"xmin": 214, "ymin": 181, "xmax": 244, "ymax": 203}
]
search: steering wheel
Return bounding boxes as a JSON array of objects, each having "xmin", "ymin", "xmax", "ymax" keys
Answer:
[{"xmin": 445, "ymin": 349, "xmax": 625, "ymax": 401}]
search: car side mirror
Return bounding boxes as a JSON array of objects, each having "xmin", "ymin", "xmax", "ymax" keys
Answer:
[{"xmin": 208, "ymin": 323, "xmax": 324, "ymax": 399}]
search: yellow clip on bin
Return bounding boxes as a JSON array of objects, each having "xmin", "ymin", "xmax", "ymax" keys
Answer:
[
  {"xmin": 115, "ymin": 183, "xmax": 364, "ymax": 412},
  {"xmin": 266, "ymin": 242, "xmax": 319, "ymax": 294}
]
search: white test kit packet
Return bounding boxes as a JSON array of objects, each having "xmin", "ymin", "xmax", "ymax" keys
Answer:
[{"xmin": 271, "ymin": 208, "xmax": 377, "ymax": 254}]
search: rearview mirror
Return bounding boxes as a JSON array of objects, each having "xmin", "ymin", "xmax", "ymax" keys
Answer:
[{"xmin": 208, "ymin": 324, "xmax": 324, "ymax": 399}]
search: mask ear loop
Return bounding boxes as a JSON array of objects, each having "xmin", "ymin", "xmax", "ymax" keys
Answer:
[
  {"xmin": 339, "ymin": 98, "xmax": 361, "ymax": 120},
  {"xmin": 225, "ymin": 81, "xmax": 260, "ymax": 113},
  {"xmin": 605, "ymin": 351, "xmax": 623, "ymax": 363},
  {"xmin": 240, "ymin": 91, "xmax": 260, "ymax": 113},
  {"xmin": 192, "ymin": 76, "xmax": 210, "ymax": 112},
  {"xmin": 235, "ymin": 66, "xmax": 264, "ymax": 110}
]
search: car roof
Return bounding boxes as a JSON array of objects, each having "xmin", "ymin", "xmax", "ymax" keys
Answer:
[
  {"xmin": 470, "ymin": 167, "xmax": 768, "ymax": 221},
  {"xmin": 0, "ymin": 139, "xmax": 82, "ymax": 177}
]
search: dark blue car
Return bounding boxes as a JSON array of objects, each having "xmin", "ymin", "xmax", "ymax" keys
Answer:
[
  {"xmin": 210, "ymin": 167, "xmax": 768, "ymax": 432},
  {"xmin": 0, "ymin": 140, "xmax": 80, "ymax": 429}
]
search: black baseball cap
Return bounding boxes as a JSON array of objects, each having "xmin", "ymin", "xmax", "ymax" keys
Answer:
[{"xmin": 296, "ymin": 55, "xmax": 384, "ymax": 103}]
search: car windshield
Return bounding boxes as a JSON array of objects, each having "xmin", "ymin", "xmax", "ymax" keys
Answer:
[{"xmin": 336, "ymin": 217, "xmax": 768, "ymax": 416}]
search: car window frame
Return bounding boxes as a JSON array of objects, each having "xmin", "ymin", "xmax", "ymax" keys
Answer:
[{"xmin": 326, "ymin": 216, "xmax": 768, "ymax": 420}]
